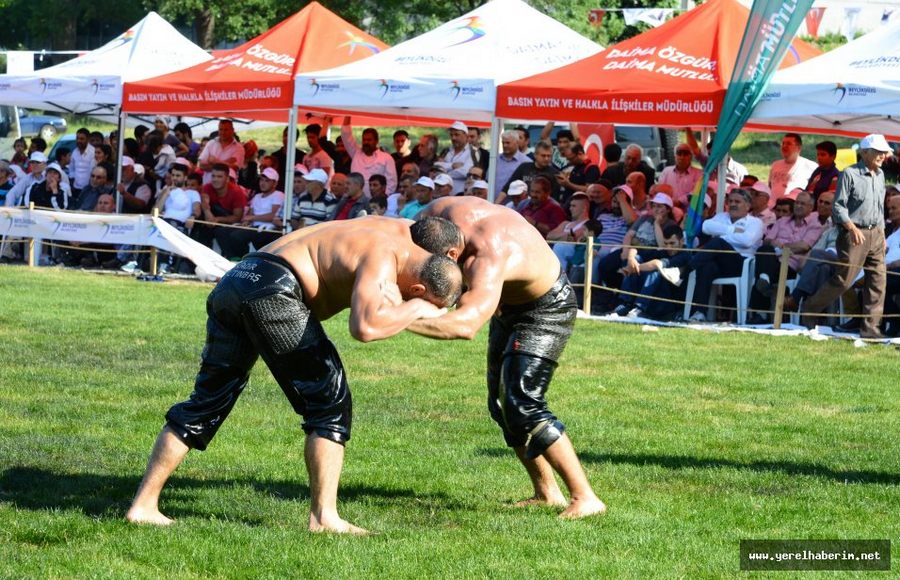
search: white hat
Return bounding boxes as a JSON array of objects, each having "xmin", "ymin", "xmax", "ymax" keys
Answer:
[
  {"xmin": 294, "ymin": 163, "xmax": 309, "ymax": 176},
  {"xmin": 133, "ymin": 164, "xmax": 145, "ymax": 176},
  {"xmin": 121, "ymin": 156, "xmax": 135, "ymax": 167},
  {"xmin": 261, "ymin": 167, "xmax": 279, "ymax": 182},
  {"xmin": 433, "ymin": 173, "xmax": 453, "ymax": 187},
  {"xmin": 449, "ymin": 121, "xmax": 468, "ymax": 133},
  {"xmin": 507, "ymin": 180, "xmax": 527, "ymax": 197},
  {"xmin": 650, "ymin": 192, "xmax": 673, "ymax": 207},
  {"xmin": 45, "ymin": 162, "xmax": 64, "ymax": 176},
  {"xmin": 471, "ymin": 180, "xmax": 489, "ymax": 190},
  {"xmin": 860, "ymin": 133, "xmax": 892, "ymax": 153},
  {"xmin": 28, "ymin": 151, "xmax": 48, "ymax": 163},
  {"xmin": 154, "ymin": 115, "xmax": 171, "ymax": 126},
  {"xmin": 415, "ymin": 176, "xmax": 435, "ymax": 190},
  {"xmin": 751, "ymin": 182, "xmax": 771, "ymax": 196},
  {"xmin": 613, "ymin": 184, "xmax": 634, "ymax": 201},
  {"xmin": 304, "ymin": 168, "xmax": 328, "ymax": 184}
]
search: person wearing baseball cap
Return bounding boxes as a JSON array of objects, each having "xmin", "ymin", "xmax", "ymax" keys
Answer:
[
  {"xmin": 442, "ymin": 121, "xmax": 474, "ymax": 195},
  {"xmin": 748, "ymin": 182, "xmax": 776, "ymax": 228},
  {"xmin": 399, "ymin": 176, "xmax": 435, "ymax": 219},
  {"xmin": 467, "ymin": 180, "xmax": 489, "ymax": 200},
  {"xmin": 432, "ymin": 173, "xmax": 454, "ymax": 198},
  {"xmin": 215, "ymin": 164, "xmax": 285, "ymax": 260},
  {"xmin": 287, "ymin": 168, "xmax": 338, "ymax": 231},
  {"xmin": 801, "ymin": 133, "xmax": 891, "ymax": 338},
  {"xmin": 3, "ymin": 151, "xmax": 49, "ymax": 208}
]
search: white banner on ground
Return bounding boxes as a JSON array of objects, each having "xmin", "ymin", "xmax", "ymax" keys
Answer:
[{"xmin": 0, "ymin": 207, "xmax": 234, "ymax": 280}]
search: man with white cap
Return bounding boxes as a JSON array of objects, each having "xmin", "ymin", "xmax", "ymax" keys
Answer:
[
  {"xmin": 433, "ymin": 173, "xmax": 454, "ymax": 199},
  {"xmin": 217, "ymin": 167, "xmax": 285, "ymax": 260},
  {"xmin": 748, "ymin": 182, "xmax": 776, "ymax": 228},
  {"xmin": 340, "ymin": 117, "xmax": 397, "ymax": 196},
  {"xmin": 4, "ymin": 151, "xmax": 47, "ymax": 208},
  {"xmin": 467, "ymin": 180, "xmax": 489, "ymax": 200},
  {"xmin": 117, "ymin": 156, "xmax": 153, "ymax": 214},
  {"xmin": 802, "ymin": 134, "xmax": 891, "ymax": 339},
  {"xmin": 290, "ymin": 168, "xmax": 337, "ymax": 230},
  {"xmin": 500, "ymin": 179, "xmax": 528, "ymax": 209},
  {"xmin": 400, "ymin": 176, "xmax": 435, "ymax": 219},
  {"xmin": 442, "ymin": 121, "xmax": 475, "ymax": 195}
]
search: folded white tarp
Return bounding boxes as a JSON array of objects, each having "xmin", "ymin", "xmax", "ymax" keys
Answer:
[
  {"xmin": 0, "ymin": 207, "xmax": 234, "ymax": 280},
  {"xmin": 294, "ymin": 0, "xmax": 602, "ymax": 123},
  {"xmin": 748, "ymin": 19, "xmax": 900, "ymax": 140}
]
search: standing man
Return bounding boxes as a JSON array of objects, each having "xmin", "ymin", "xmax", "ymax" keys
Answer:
[
  {"xmin": 658, "ymin": 143, "xmax": 702, "ymax": 209},
  {"xmin": 126, "ymin": 218, "xmax": 463, "ymax": 534},
  {"xmin": 302, "ymin": 124, "xmax": 334, "ymax": 179},
  {"xmin": 768, "ymin": 133, "xmax": 817, "ymax": 203},
  {"xmin": 467, "ymin": 126, "xmax": 490, "ymax": 174},
  {"xmin": 442, "ymin": 121, "xmax": 475, "ymax": 195},
  {"xmin": 802, "ymin": 134, "xmax": 890, "ymax": 339},
  {"xmin": 408, "ymin": 199, "xmax": 606, "ymax": 520},
  {"xmin": 341, "ymin": 117, "xmax": 398, "ymax": 195},
  {"xmin": 198, "ymin": 120, "xmax": 245, "ymax": 185},
  {"xmin": 495, "ymin": 130, "xmax": 529, "ymax": 199},
  {"xmin": 69, "ymin": 128, "xmax": 95, "ymax": 198},
  {"xmin": 806, "ymin": 141, "xmax": 840, "ymax": 199}
]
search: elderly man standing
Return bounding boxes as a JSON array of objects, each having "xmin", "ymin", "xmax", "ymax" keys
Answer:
[
  {"xmin": 495, "ymin": 130, "xmax": 529, "ymax": 199},
  {"xmin": 341, "ymin": 117, "xmax": 398, "ymax": 195},
  {"xmin": 802, "ymin": 134, "xmax": 890, "ymax": 339},
  {"xmin": 442, "ymin": 121, "xmax": 475, "ymax": 195},
  {"xmin": 768, "ymin": 133, "xmax": 817, "ymax": 204},
  {"xmin": 198, "ymin": 120, "xmax": 245, "ymax": 185}
]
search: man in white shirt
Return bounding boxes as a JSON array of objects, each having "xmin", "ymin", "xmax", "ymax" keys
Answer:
[
  {"xmin": 686, "ymin": 188, "xmax": 764, "ymax": 322},
  {"xmin": 69, "ymin": 128, "xmax": 96, "ymax": 195},
  {"xmin": 768, "ymin": 133, "xmax": 817, "ymax": 204},
  {"xmin": 442, "ymin": 121, "xmax": 474, "ymax": 195},
  {"xmin": 198, "ymin": 120, "xmax": 245, "ymax": 185},
  {"xmin": 340, "ymin": 117, "xmax": 397, "ymax": 196}
]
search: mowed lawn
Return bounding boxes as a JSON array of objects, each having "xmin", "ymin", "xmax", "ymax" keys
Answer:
[{"xmin": 0, "ymin": 266, "xmax": 897, "ymax": 577}]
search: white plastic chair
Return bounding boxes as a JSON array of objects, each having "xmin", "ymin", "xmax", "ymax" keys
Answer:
[{"xmin": 683, "ymin": 256, "xmax": 755, "ymax": 325}]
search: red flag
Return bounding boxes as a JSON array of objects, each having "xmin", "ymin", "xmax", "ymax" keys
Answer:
[
  {"xmin": 589, "ymin": 9, "xmax": 605, "ymax": 27},
  {"xmin": 805, "ymin": 7, "xmax": 826, "ymax": 38}
]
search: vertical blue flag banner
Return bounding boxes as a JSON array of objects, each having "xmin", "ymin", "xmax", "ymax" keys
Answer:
[{"xmin": 685, "ymin": 0, "xmax": 815, "ymax": 242}]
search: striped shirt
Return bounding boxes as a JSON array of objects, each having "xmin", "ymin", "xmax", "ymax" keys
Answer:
[
  {"xmin": 596, "ymin": 213, "xmax": 629, "ymax": 250},
  {"xmin": 291, "ymin": 190, "xmax": 338, "ymax": 226}
]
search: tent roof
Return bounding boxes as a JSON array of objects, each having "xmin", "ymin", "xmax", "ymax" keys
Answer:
[
  {"xmin": 747, "ymin": 19, "xmax": 900, "ymax": 140},
  {"xmin": 293, "ymin": 0, "xmax": 602, "ymax": 123},
  {"xmin": 496, "ymin": 0, "xmax": 820, "ymax": 127},
  {"xmin": 122, "ymin": 2, "xmax": 387, "ymax": 116},
  {"xmin": 0, "ymin": 12, "xmax": 210, "ymax": 110}
]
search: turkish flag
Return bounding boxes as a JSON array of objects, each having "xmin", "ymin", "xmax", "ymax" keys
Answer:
[
  {"xmin": 805, "ymin": 7, "xmax": 826, "ymax": 38},
  {"xmin": 589, "ymin": 9, "xmax": 606, "ymax": 27}
]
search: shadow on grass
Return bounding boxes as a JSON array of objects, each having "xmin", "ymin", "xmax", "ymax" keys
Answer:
[
  {"xmin": 477, "ymin": 448, "xmax": 900, "ymax": 485},
  {"xmin": 0, "ymin": 466, "xmax": 457, "ymax": 523}
]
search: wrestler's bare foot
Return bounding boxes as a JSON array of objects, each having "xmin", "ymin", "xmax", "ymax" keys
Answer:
[
  {"xmin": 513, "ymin": 492, "xmax": 567, "ymax": 508},
  {"xmin": 309, "ymin": 514, "xmax": 370, "ymax": 535},
  {"xmin": 126, "ymin": 506, "xmax": 174, "ymax": 526},
  {"xmin": 559, "ymin": 496, "xmax": 607, "ymax": 519}
]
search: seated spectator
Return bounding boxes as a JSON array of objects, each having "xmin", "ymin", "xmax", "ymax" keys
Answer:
[
  {"xmin": 586, "ymin": 181, "xmax": 612, "ymax": 219},
  {"xmin": 0, "ymin": 161, "xmax": 14, "ymax": 205},
  {"xmin": 814, "ymin": 190, "xmax": 834, "ymax": 226},
  {"xmin": 516, "ymin": 175, "xmax": 566, "ymax": 238},
  {"xmin": 595, "ymin": 192, "xmax": 677, "ymax": 312},
  {"xmin": 548, "ymin": 192, "xmax": 595, "ymax": 272},
  {"xmin": 368, "ymin": 196, "xmax": 388, "ymax": 216},
  {"xmin": 773, "ymin": 197, "xmax": 795, "ymax": 221},
  {"xmin": 116, "ymin": 157, "xmax": 153, "ymax": 214},
  {"xmin": 685, "ymin": 188, "xmax": 764, "ymax": 322},
  {"xmin": 11, "ymin": 137, "xmax": 28, "ymax": 168},
  {"xmin": 75, "ymin": 163, "xmax": 112, "ymax": 212},
  {"xmin": 193, "ymin": 163, "xmax": 247, "ymax": 249},
  {"xmin": 748, "ymin": 182, "xmax": 776, "ymax": 228},
  {"xmin": 289, "ymin": 168, "xmax": 336, "ymax": 229},
  {"xmin": 154, "ymin": 163, "xmax": 201, "ymax": 273},
  {"xmin": 65, "ymin": 193, "xmax": 116, "ymax": 268},
  {"xmin": 658, "ymin": 143, "xmax": 702, "ymax": 209},
  {"xmin": 556, "ymin": 144, "xmax": 599, "ymax": 205},
  {"xmin": 614, "ymin": 224, "xmax": 691, "ymax": 320},
  {"xmin": 748, "ymin": 191, "xmax": 824, "ymax": 323},
  {"xmin": 368, "ymin": 174, "xmax": 387, "ymax": 199},
  {"xmin": 500, "ymin": 179, "xmax": 528, "ymax": 209},
  {"xmin": 806, "ymin": 140, "xmax": 840, "ymax": 198},
  {"xmin": 464, "ymin": 166, "xmax": 485, "ymax": 195},
  {"xmin": 333, "ymin": 172, "xmax": 369, "ymax": 220},
  {"xmin": 399, "ymin": 161, "xmax": 420, "ymax": 183},
  {"xmin": 626, "ymin": 171, "xmax": 648, "ymax": 211},
  {"xmin": 55, "ymin": 147, "xmax": 72, "ymax": 178},
  {"xmin": 400, "ymin": 177, "xmax": 435, "ymax": 219},
  {"xmin": 387, "ymin": 176, "xmax": 413, "ymax": 217},
  {"xmin": 467, "ymin": 180, "xmax": 489, "ymax": 200},
  {"xmin": 433, "ymin": 173, "xmax": 454, "ymax": 198},
  {"xmin": 94, "ymin": 144, "xmax": 113, "ymax": 168},
  {"xmin": 238, "ymin": 139, "xmax": 260, "ymax": 190},
  {"xmin": 217, "ymin": 167, "xmax": 284, "ymax": 260},
  {"xmin": 27, "ymin": 162, "xmax": 71, "ymax": 210},
  {"xmin": 173, "ymin": 122, "xmax": 200, "ymax": 162}
]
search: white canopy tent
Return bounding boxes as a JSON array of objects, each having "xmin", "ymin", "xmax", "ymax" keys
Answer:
[
  {"xmin": 0, "ymin": 12, "xmax": 211, "ymax": 121},
  {"xmin": 748, "ymin": 20, "xmax": 900, "ymax": 140},
  {"xmin": 294, "ymin": 0, "xmax": 602, "ymax": 123}
]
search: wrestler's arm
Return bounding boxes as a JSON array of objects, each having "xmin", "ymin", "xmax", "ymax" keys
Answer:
[
  {"xmin": 349, "ymin": 251, "xmax": 446, "ymax": 343},
  {"xmin": 406, "ymin": 255, "xmax": 503, "ymax": 340}
]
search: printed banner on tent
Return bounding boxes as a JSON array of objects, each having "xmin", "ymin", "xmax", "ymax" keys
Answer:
[
  {"xmin": 0, "ymin": 208, "xmax": 233, "ymax": 279},
  {"xmin": 685, "ymin": 0, "xmax": 815, "ymax": 241}
]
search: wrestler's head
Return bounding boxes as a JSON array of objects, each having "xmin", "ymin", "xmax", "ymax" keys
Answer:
[
  {"xmin": 411, "ymin": 254, "xmax": 463, "ymax": 308},
  {"xmin": 409, "ymin": 216, "xmax": 466, "ymax": 262}
]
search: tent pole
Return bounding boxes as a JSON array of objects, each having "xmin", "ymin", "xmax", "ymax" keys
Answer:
[
  {"xmin": 115, "ymin": 109, "xmax": 127, "ymax": 213},
  {"xmin": 487, "ymin": 116, "xmax": 502, "ymax": 203},
  {"xmin": 716, "ymin": 157, "xmax": 727, "ymax": 215},
  {"xmin": 283, "ymin": 108, "xmax": 298, "ymax": 233}
]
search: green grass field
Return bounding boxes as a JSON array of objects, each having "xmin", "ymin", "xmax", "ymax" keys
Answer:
[{"xmin": 1, "ymin": 266, "xmax": 897, "ymax": 577}]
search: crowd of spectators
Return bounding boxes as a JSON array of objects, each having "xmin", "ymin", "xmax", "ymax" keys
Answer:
[{"xmin": 1, "ymin": 119, "xmax": 897, "ymax": 336}]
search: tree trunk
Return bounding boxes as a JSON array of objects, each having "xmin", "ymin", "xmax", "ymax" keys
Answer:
[{"xmin": 195, "ymin": 8, "xmax": 215, "ymax": 50}]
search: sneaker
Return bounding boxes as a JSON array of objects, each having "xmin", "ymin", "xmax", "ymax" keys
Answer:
[
  {"xmin": 613, "ymin": 304, "xmax": 632, "ymax": 317},
  {"xmin": 157, "ymin": 263, "xmax": 170, "ymax": 275},
  {"xmin": 625, "ymin": 307, "xmax": 643, "ymax": 318},
  {"xmin": 754, "ymin": 274, "xmax": 773, "ymax": 297},
  {"xmin": 121, "ymin": 260, "xmax": 140, "ymax": 274},
  {"xmin": 659, "ymin": 266, "xmax": 683, "ymax": 287},
  {"xmin": 688, "ymin": 311, "xmax": 707, "ymax": 323}
]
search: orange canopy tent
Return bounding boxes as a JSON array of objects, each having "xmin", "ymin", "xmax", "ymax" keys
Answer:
[
  {"xmin": 121, "ymin": 2, "xmax": 387, "ymax": 120},
  {"xmin": 496, "ymin": 0, "xmax": 820, "ymax": 127}
]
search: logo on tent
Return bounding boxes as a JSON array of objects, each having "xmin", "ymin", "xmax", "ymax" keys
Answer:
[
  {"xmin": 833, "ymin": 83, "xmax": 847, "ymax": 103},
  {"xmin": 310, "ymin": 79, "xmax": 321, "ymax": 96},
  {"xmin": 447, "ymin": 80, "xmax": 484, "ymax": 100},
  {"xmin": 96, "ymin": 27, "xmax": 136, "ymax": 55},
  {"xmin": 1, "ymin": 211, "xmax": 12, "ymax": 234},
  {"xmin": 379, "ymin": 79, "xmax": 390, "ymax": 98},
  {"xmin": 91, "ymin": 79, "xmax": 99, "ymax": 95},
  {"xmin": 307, "ymin": 78, "xmax": 339, "ymax": 96},
  {"xmin": 377, "ymin": 79, "xmax": 411, "ymax": 98},
  {"xmin": 832, "ymin": 83, "xmax": 876, "ymax": 104},
  {"xmin": 449, "ymin": 81, "xmax": 461, "ymax": 100},
  {"xmin": 445, "ymin": 16, "xmax": 486, "ymax": 47},
  {"xmin": 339, "ymin": 32, "xmax": 381, "ymax": 55}
]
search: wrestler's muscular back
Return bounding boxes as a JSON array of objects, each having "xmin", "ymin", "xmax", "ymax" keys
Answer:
[
  {"xmin": 423, "ymin": 197, "xmax": 560, "ymax": 305},
  {"xmin": 261, "ymin": 217, "xmax": 414, "ymax": 320}
]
